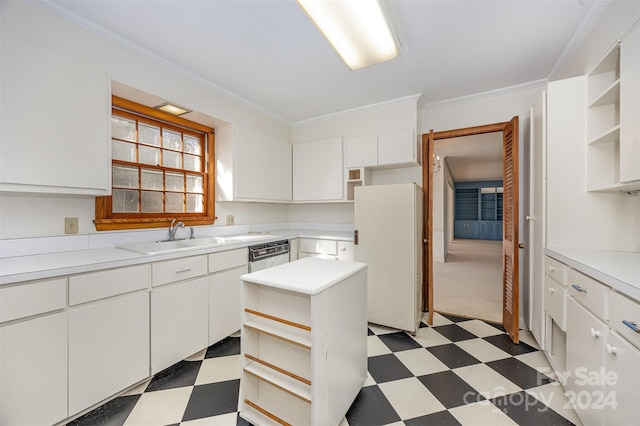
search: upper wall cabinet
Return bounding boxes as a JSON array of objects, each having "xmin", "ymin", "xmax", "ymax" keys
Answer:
[
  {"xmin": 216, "ymin": 125, "xmax": 292, "ymax": 202},
  {"xmin": 293, "ymin": 137, "xmax": 343, "ymax": 202},
  {"xmin": 0, "ymin": 23, "xmax": 111, "ymax": 195},
  {"xmin": 586, "ymin": 21, "xmax": 640, "ymax": 192},
  {"xmin": 346, "ymin": 128, "xmax": 420, "ymax": 169},
  {"xmin": 620, "ymin": 23, "xmax": 640, "ymax": 185}
]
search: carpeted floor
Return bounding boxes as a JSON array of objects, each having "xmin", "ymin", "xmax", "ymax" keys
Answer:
[{"xmin": 433, "ymin": 239, "xmax": 503, "ymax": 323}]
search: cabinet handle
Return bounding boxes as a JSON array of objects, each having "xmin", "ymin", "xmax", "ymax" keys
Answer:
[
  {"xmin": 571, "ymin": 284, "xmax": 588, "ymax": 293},
  {"xmin": 548, "ymin": 266, "xmax": 555, "ymax": 272},
  {"xmin": 175, "ymin": 267, "xmax": 192, "ymax": 273},
  {"xmin": 622, "ymin": 320, "xmax": 640, "ymax": 333},
  {"xmin": 590, "ymin": 328, "xmax": 601, "ymax": 338},
  {"xmin": 548, "ymin": 287, "xmax": 555, "ymax": 294},
  {"xmin": 606, "ymin": 344, "xmax": 617, "ymax": 355}
]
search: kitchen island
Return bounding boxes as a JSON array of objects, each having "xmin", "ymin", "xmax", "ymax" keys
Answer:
[{"xmin": 239, "ymin": 257, "xmax": 367, "ymax": 426}]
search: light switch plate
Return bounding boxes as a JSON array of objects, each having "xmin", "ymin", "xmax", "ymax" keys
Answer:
[
  {"xmin": 65, "ymin": 217, "xmax": 79, "ymax": 234},
  {"xmin": 226, "ymin": 215, "xmax": 235, "ymax": 225}
]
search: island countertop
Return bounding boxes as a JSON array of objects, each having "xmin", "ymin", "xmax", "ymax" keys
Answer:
[{"xmin": 241, "ymin": 257, "xmax": 367, "ymax": 295}]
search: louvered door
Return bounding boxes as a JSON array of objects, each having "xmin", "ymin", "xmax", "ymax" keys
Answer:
[{"xmin": 502, "ymin": 117, "xmax": 520, "ymax": 343}]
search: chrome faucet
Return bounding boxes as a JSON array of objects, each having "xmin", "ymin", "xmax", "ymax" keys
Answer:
[{"xmin": 168, "ymin": 219, "xmax": 185, "ymax": 241}]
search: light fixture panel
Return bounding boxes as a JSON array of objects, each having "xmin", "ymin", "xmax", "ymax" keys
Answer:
[
  {"xmin": 154, "ymin": 102, "xmax": 191, "ymax": 116},
  {"xmin": 297, "ymin": 0, "xmax": 399, "ymax": 70}
]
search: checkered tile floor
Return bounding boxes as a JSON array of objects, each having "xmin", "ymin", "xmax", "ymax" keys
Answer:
[{"xmin": 67, "ymin": 313, "xmax": 582, "ymax": 426}]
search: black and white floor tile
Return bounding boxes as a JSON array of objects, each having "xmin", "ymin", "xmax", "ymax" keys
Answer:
[{"xmin": 67, "ymin": 313, "xmax": 582, "ymax": 426}]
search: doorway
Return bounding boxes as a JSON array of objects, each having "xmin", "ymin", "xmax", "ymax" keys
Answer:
[
  {"xmin": 422, "ymin": 118, "xmax": 520, "ymax": 343},
  {"xmin": 432, "ymin": 134, "xmax": 504, "ymax": 323}
]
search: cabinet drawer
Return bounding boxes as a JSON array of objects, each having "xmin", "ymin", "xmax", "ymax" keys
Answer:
[
  {"xmin": 152, "ymin": 255, "xmax": 208, "ymax": 287},
  {"xmin": 544, "ymin": 276, "xmax": 567, "ymax": 331},
  {"xmin": 208, "ymin": 248, "xmax": 247, "ymax": 273},
  {"xmin": 69, "ymin": 265, "xmax": 149, "ymax": 305},
  {"xmin": 544, "ymin": 256, "xmax": 566, "ymax": 285},
  {"xmin": 567, "ymin": 268, "xmax": 608, "ymax": 320},
  {"xmin": 0, "ymin": 278, "xmax": 66, "ymax": 323},
  {"xmin": 299, "ymin": 238, "xmax": 337, "ymax": 256},
  {"xmin": 609, "ymin": 290, "xmax": 640, "ymax": 350}
]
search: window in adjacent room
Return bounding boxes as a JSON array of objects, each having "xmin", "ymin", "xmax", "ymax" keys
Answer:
[{"xmin": 95, "ymin": 96, "xmax": 215, "ymax": 231}]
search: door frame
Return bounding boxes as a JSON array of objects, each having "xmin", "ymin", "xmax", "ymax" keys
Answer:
[{"xmin": 422, "ymin": 120, "xmax": 520, "ymax": 343}]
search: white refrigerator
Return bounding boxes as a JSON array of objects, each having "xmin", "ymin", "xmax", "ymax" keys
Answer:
[{"xmin": 354, "ymin": 183, "xmax": 424, "ymax": 334}]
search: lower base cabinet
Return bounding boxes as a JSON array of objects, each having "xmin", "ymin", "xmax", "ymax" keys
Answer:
[
  {"xmin": 1, "ymin": 312, "xmax": 68, "ymax": 426},
  {"xmin": 209, "ymin": 266, "xmax": 246, "ymax": 345},
  {"xmin": 565, "ymin": 297, "xmax": 607, "ymax": 425},
  {"xmin": 69, "ymin": 292, "xmax": 149, "ymax": 416},
  {"xmin": 151, "ymin": 277, "xmax": 209, "ymax": 374}
]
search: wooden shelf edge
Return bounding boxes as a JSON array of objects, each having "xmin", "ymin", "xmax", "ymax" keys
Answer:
[
  {"xmin": 588, "ymin": 79, "xmax": 620, "ymax": 108},
  {"xmin": 244, "ymin": 361, "xmax": 312, "ymax": 403},
  {"xmin": 243, "ymin": 399, "xmax": 291, "ymax": 426},
  {"xmin": 243, "ymin": 320, "xmax": 312, "ymax": 349}
]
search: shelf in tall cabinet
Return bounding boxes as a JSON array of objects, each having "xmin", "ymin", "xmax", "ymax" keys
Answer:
[{"xmin": 586, "ymin": 43, "xmax": 622, "ymax": 191}]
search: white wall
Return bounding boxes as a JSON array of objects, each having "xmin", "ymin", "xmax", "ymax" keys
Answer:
[
  {"xmin": 291, "ymin": 95, "xmax": 419, "ymax": 143},
  {"xmin": 432, "ymin": 158, "xmax": 455, "ymax": 263},
  {"xmin": 0, "ymin": 1, "xmax": 291, "ymax": 239}
]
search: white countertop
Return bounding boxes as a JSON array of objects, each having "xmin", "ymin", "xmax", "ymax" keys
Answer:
[
  {"xmin": 241, "ymin": 257, "xmax": 367, "ymax": 295},
  {"xmin": 545, "ymin": 247, "xmax": 640, "ymax": 301},
  {"xmin": 0, "ymin": 229, "xmax": 353, "ymax": 285}
]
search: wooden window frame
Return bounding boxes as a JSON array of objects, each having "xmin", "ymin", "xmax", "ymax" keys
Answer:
[{"xmin": 95, "ymin": 96, "xmax": 216, "ymax": 231}]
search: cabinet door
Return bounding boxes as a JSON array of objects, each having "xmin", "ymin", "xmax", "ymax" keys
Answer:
[
  {"xmin": 605, "ymin": 331, "xmax": 640, "ymax": 425},
  {"xmin": 1, "ymin": 312, "xmax": 68, "ymax": 426},
  {"xmin": 620, "ymin": 24, "xmax": 640, "ymax": 183},
  {"xmin": 293, "ymin": 137, "xmax": 343, "ymax": 201},
  {"xmin": 292, "ymin": 141, "xmax": 317, "ymax": 201},
  {"xmin": 151, "ymin": 277, "xmax": 208, "ymax": 373},
  {"xmin": 1, "ymin": 15, "xmax": 110, "ymax": 195},
  {"xmin": 565, "ymin": 297, "xmax": 606, "ymax": 426},
  {"xmin": 377, "ymin": 129, "xmax": 415, "ymax": 165},
  {"xmin": 337, "ymin": 241, "xmax": 355, "ymax": 261},
  {"xmin": 69, "ymin": 292, "xmax": 149, "ymax": 415},
  {"xmin": 209, "ymin": 265, "xmax": 246, "ymax": 345},
  {"xmin": 346, "ymin": 134, "xmax": 377, "ymax": 167},
  {"xmin": 234, "ymin": 127, "xmax": 292, "ymax": 201},
  {"xmin": 316, "ymin": 137, "xmax": 343, "ymax": 200}
]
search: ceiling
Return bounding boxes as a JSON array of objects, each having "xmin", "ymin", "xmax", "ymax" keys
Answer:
[
  {"xmin": 47, "ymin": 0, "xmax": 599, "ymax": 124},
  {"xmin": 435, "ymin": 133, "xmax": 504, "ymax": 182}
]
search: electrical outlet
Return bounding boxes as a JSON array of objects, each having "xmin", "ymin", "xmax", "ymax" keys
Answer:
[
  {"xmin": 65, "ymin": 217, "xmax": 79, "ymax": 234},
  {"xmin": 226, "ymin": 215, "xmax": 235, "ymax": 225}
]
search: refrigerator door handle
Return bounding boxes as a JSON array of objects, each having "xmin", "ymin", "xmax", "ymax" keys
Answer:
[{"xmin": 354, "ymin": 230, "xmax": 359, "ymax": 245}]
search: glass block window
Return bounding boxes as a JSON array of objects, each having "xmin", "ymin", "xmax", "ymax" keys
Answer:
[
  {"xmin": 95, "ymin": 96, "xmax": 215, "ymax": 231},
  {"xmin": 110, "ymin": 112, "xmax": 205, "ymax": 214}
]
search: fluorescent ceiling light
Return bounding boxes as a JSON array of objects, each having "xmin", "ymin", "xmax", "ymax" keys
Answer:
[
  {"xmin": 297, "ymin": 0, "xmax": 399, "ymax": 70},
  {"xmin": 154, "ymin": 102, "xmax": 191, "ymax": 116}
]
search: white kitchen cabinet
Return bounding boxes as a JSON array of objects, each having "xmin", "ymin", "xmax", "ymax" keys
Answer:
[
  {"xmin": 1, "ymin": 312, "xmax": 68, "ymax": 426},
  {"xmin": 566, "ymin": 296, "xmax": 607, "ymax": 426},
  {"xmin": 543, "ymin": 256, "xmax": 568, "ymax": 373},
  {"xmin": 289, "ymin": 238, "xmax": 299, "ymax": 261},
  {"xmin": 0, "ymin": 12, "xmax": 110, "ymax": 195},
  {"xmin": 585, "ymin": 22, "xmax": 640, "ymax": 192},
  {"xmin": 293, "ymin": 137, "xmax": 343, "ymax": 201},
  {"xmin": 216, "ymin": 124, "xmax": 292, "ymax": 202},
  {"xmin": 239, "ymin": 258, "xmax": 367, "ymax": 425},
  {"xmin": 619, "ymin": 22, "xmax": 640, "ymax": 184},
  {"xmin": 151, "ymin": 276, "xmax": 209, "ymax": 374},
  {"xmin": 346, "ymin": 134, "xmax": 377, "ymax": 167},
  {"xmin": 208, "ymin": 248, "xmax": 248, "ymax": 345},
  {"xmin": 337, "ymin": 241, "xmax": 355, "ymax": 261},
  {"xmin": 298, "ymin": 238, "xmax": 354, "ymax": 261},
  {"xmin": 345, "ymin": 128, "xmax": 419, "ymax": 169},
  {"xmin": 68, "ymin": 265, "xmax": 150, "ymax": 415},
  {"xmin": 604, "ymin": 331, "xmax": 640, "ymax": 425},
  {"xmin": 378, "ymin": 128, "xmax": 417, "ymax": 165},
  {"xmin": 69, "ymin": 292, "xmax": 149, "ymax": 416}
]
